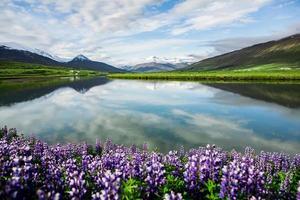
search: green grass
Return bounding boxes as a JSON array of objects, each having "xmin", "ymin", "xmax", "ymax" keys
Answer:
[
  {"xmin": 228, "ymin": 63, "xmax": 300, "ymax": 71},
  {"xmin": 108, "ymin": 69, "xmax": 300, "ymax": 81},
  {"xmin": 0, "ymin": 61, "xmax": 101, "ymax": 79}
]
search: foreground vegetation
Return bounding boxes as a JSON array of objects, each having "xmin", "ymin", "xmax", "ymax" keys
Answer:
[
  {"xmin": 0, "ymin": 61, "xmax": 101, "ymax": 79},
  {"xmin": 0, "ymin": 127, "xmax": 299, "ymax": 200},
  {"xmin": 109, "ymin": 69, "xmax": 300, "ymax": 81}
]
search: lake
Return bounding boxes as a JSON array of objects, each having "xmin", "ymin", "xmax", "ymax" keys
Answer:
[{"xmin": 0, "ymin": 77, "xmax": 299, "ymax": 154}]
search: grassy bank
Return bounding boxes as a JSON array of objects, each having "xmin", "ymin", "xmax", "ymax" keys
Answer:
[
  {"xmin": 0, "ymin": 61, "xmax": 101, "ymax": 79},
  {"xmin": 108, "ymin": 70, "xmax": 300, "ymax": 81}
]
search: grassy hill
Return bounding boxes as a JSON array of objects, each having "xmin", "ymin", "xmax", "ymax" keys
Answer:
[{"xmin": 184, "ymin": 34, "xmax": 300, "ymax": 71}]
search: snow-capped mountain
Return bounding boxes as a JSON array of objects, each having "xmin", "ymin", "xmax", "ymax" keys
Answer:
[
  {"xmin": 144, "ymin": 56, "xmax": 196, "ymax": 65},
  {"xmin": 0, "ymin": 42, "xmax": 67, "ymax": 62},
  {"xmin": 123, "ymin": 62, "xmax": 188, "ymax": 72},
  {"xmin": 119, "ymin": 55, "xmax": 196, "ymax": 72},
  {"xmin": 72, "ymin": 54, "xmax": 90, "ymax": 61},
  {"xmin": 67, "ymin": 54, "xmax": 125, "ymax": 72}
]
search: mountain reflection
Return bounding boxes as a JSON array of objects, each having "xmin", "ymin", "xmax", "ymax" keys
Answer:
[
  {"xmin": 0, "ymin": 77, "xmax": 110, "ymax": 106},
  {"xmin": 205, "ymin": 83, "xmax": 300, "ymax": 108}
]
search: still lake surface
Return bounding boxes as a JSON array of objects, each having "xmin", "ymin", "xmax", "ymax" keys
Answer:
[{"xmin": 0, "ymin": 77, "xmax": 299, "ymax": 154}]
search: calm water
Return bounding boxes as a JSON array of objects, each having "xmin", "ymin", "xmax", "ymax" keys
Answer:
[{"xmin": 0, "ymin": 77, "xmax": 300, "ymax": 154}]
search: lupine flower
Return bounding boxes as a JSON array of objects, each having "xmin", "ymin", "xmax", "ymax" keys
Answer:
[
  {"xmin": 220, "ymin": 152, "xmax": 265, "ymax": 199},
  {"xmin": 164, "ymin": 191, "xmax": 183, "ymax": 200},
  {"xmin": 99, "ymin": 170, "xmax": 121, "ymax": 200},
  {"xmin": 0, "ymin": 127, "xmax": 299, "ymax": 200},
  {"xmin": 163, "ymin": 151, "xmax": 182, "ymax": 176},
  {"xmin": 183, "ymin": 154, "xmax": 199, "ymax": 192},
  {"xmin": 144, "ymin": 153, "xmax": 165, "ymax": 196}
]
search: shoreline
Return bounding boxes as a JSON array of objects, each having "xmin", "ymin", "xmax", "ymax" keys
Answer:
[{"xmin": 108, "ymin": 71, "xmax": 300, "ymax": 81}]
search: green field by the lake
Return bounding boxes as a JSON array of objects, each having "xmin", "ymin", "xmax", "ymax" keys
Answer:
[
  {"xmin": 109, "ymin": 70, "xmax": 300, "ymax": 81},
  {"xmin": 0, "ymin": 61, "xmax": 101, "ymax": 79}
]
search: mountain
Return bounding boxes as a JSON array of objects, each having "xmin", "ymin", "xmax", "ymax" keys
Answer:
[
  {"xmin": 0, "ymin": 44, "xmax": 124, "ymax": 72},
  {"xmin": 0, "ymin": 45, "xmax": 62, "ymax": 66},
  {"xmin": 126, "ymin": 62, "xmax": 188, "ymax": 72},
  {"xmin": 184, "ymin": 34, "xmax": 300, "ymax": 71},
  {"xmin": 66, "ymin": 55, "xmax": 125, "ymax": 72},
  {"xmin": 0, "ymin": 42, "xmax": 66, "ymax": 62}
]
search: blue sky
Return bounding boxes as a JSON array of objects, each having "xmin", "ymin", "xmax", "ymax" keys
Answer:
[{"xmin": 0, "ymin": 0, "xmax": 299, "ymax": 66}]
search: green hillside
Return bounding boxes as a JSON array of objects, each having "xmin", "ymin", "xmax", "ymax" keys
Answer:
[{"xmin": 184, "ymin": 34, "xmax": 300, "ymax": 71}]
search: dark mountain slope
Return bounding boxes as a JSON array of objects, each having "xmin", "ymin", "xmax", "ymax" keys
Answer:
[
  {"xmin": 66, "ymin": 55, "xmax": 125, "ymax": 72},
  {"xmin": 0, "ymin": 46, "xmax": 61, "ymax": 66},
  {"xmin": 184, "ymin": 34, "xmax": 300, "ymax": 71}
]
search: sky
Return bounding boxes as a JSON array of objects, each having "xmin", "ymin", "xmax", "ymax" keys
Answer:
[{"xmin": 0, "ymin": 0, "xmax": 300, "ymax": 66}]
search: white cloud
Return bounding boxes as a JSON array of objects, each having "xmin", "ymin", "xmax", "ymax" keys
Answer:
[{"xmin": 0, "ymin": 0, "xmax": 280, "ymax": 65}]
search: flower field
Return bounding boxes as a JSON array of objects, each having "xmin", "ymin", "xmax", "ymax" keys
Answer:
[{"xmin": 0, "ymin": 127, "xmax": 300, "ymax": 200}]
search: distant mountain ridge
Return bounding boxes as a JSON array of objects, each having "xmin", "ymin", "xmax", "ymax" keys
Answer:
[
  {"xmin": 183, "ymin": 34, "xmax": 300, "ymax": 71},
  {"xmin": 0, "ymin": 44, "xmax": 124, "ymax": 72},
  {"xmin": 124, "ymin": 62, "xmax": 188, "ymax": 72}
]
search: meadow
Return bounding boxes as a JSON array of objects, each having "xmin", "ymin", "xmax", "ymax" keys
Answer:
[
  {"xmin": 0, "ymin": 127, "xmax": 299, "ymax": 200},
  {"xmin": 0, "ymin": 61, "xmax": 101, "ymax": 79},
  {"xmin": 109, "ymin": 70, "xmax": 300, "ymax": 81}
]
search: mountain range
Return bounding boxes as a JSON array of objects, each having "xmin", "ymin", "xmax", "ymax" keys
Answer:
[
  {"xmin": 183, "ymin": 34, "xmax": 300, "ymax": 71},
  {"xmin": 123, "ymin": 62, "xmax": 188, "ymax": 72},
  {"xmin": 1, "ymin": 34, "xmax": 300, "ymax": 73},
  {"xmin": 0, "ymin": 44, "xmax": 125, "ymax": 72}
]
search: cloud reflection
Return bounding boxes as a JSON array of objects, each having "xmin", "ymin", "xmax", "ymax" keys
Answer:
[{"xmin": 0, "ymin": 80, "xmax": 299, "ymax": 154}]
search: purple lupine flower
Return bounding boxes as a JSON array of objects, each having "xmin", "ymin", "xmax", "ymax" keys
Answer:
[
  {"xmin": 163, "ymin": 151, "xmax": 182, "ymax": 176},
  {"xmin": 64, "ymin": 159, "xmax": 87, "ymax": 199},
  {"xmin": 292, "ymin": 154, "xmax": 300, "ymax": 170},
  {"xmin": 184, "ymin": 144, "xmax": 226, "ymax": 195},
  {"xmin": 144, "ymin": 153, "xmax": 165, "ymax": 196},
  {"xmin": 183, "ymin": 154, "xmax": 199, "ymax": 192},
  {"xmin": 99, "ymin": 170, "xmax": 122, "ymax": 200},
  {"xmin": 128, "ymin": 152, "xmax": 144, "ymax": 179},
  {"xmin": 199, "ymin": 144, "xmax": 226, "ymax": 182},
  {"xmin": 280, "ymin": 171, "xmax": 292, "ymax": 196},
  {"xmin": 91, "ymin": 192, "xmax": 101, "ymax": 200},
  {"xmin": 104, "ymin": 139, "xmax": 113, "ymax": 153},
  {"xmin": 164, "ymin": 191, "xmax": 183, "ymax": 200},
  {"xmin": 0, "ymin": 127, "xmax": 299, "ymax": 200},
  {"xmin": 220, "ymin": 151, "xmax": 265, "ymax": 199}
]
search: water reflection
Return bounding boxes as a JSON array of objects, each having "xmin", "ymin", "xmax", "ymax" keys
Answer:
[
  {"xmin": 0, "ymin": 77, "xmax": 110, "ymax": 106},
  {"xmin": 206, "ymin": 83, "xmax": 300, "ymax": 108},
  {"xmin": 0, "ymin": 78, "xmax": 299, "ymax": 154}
]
